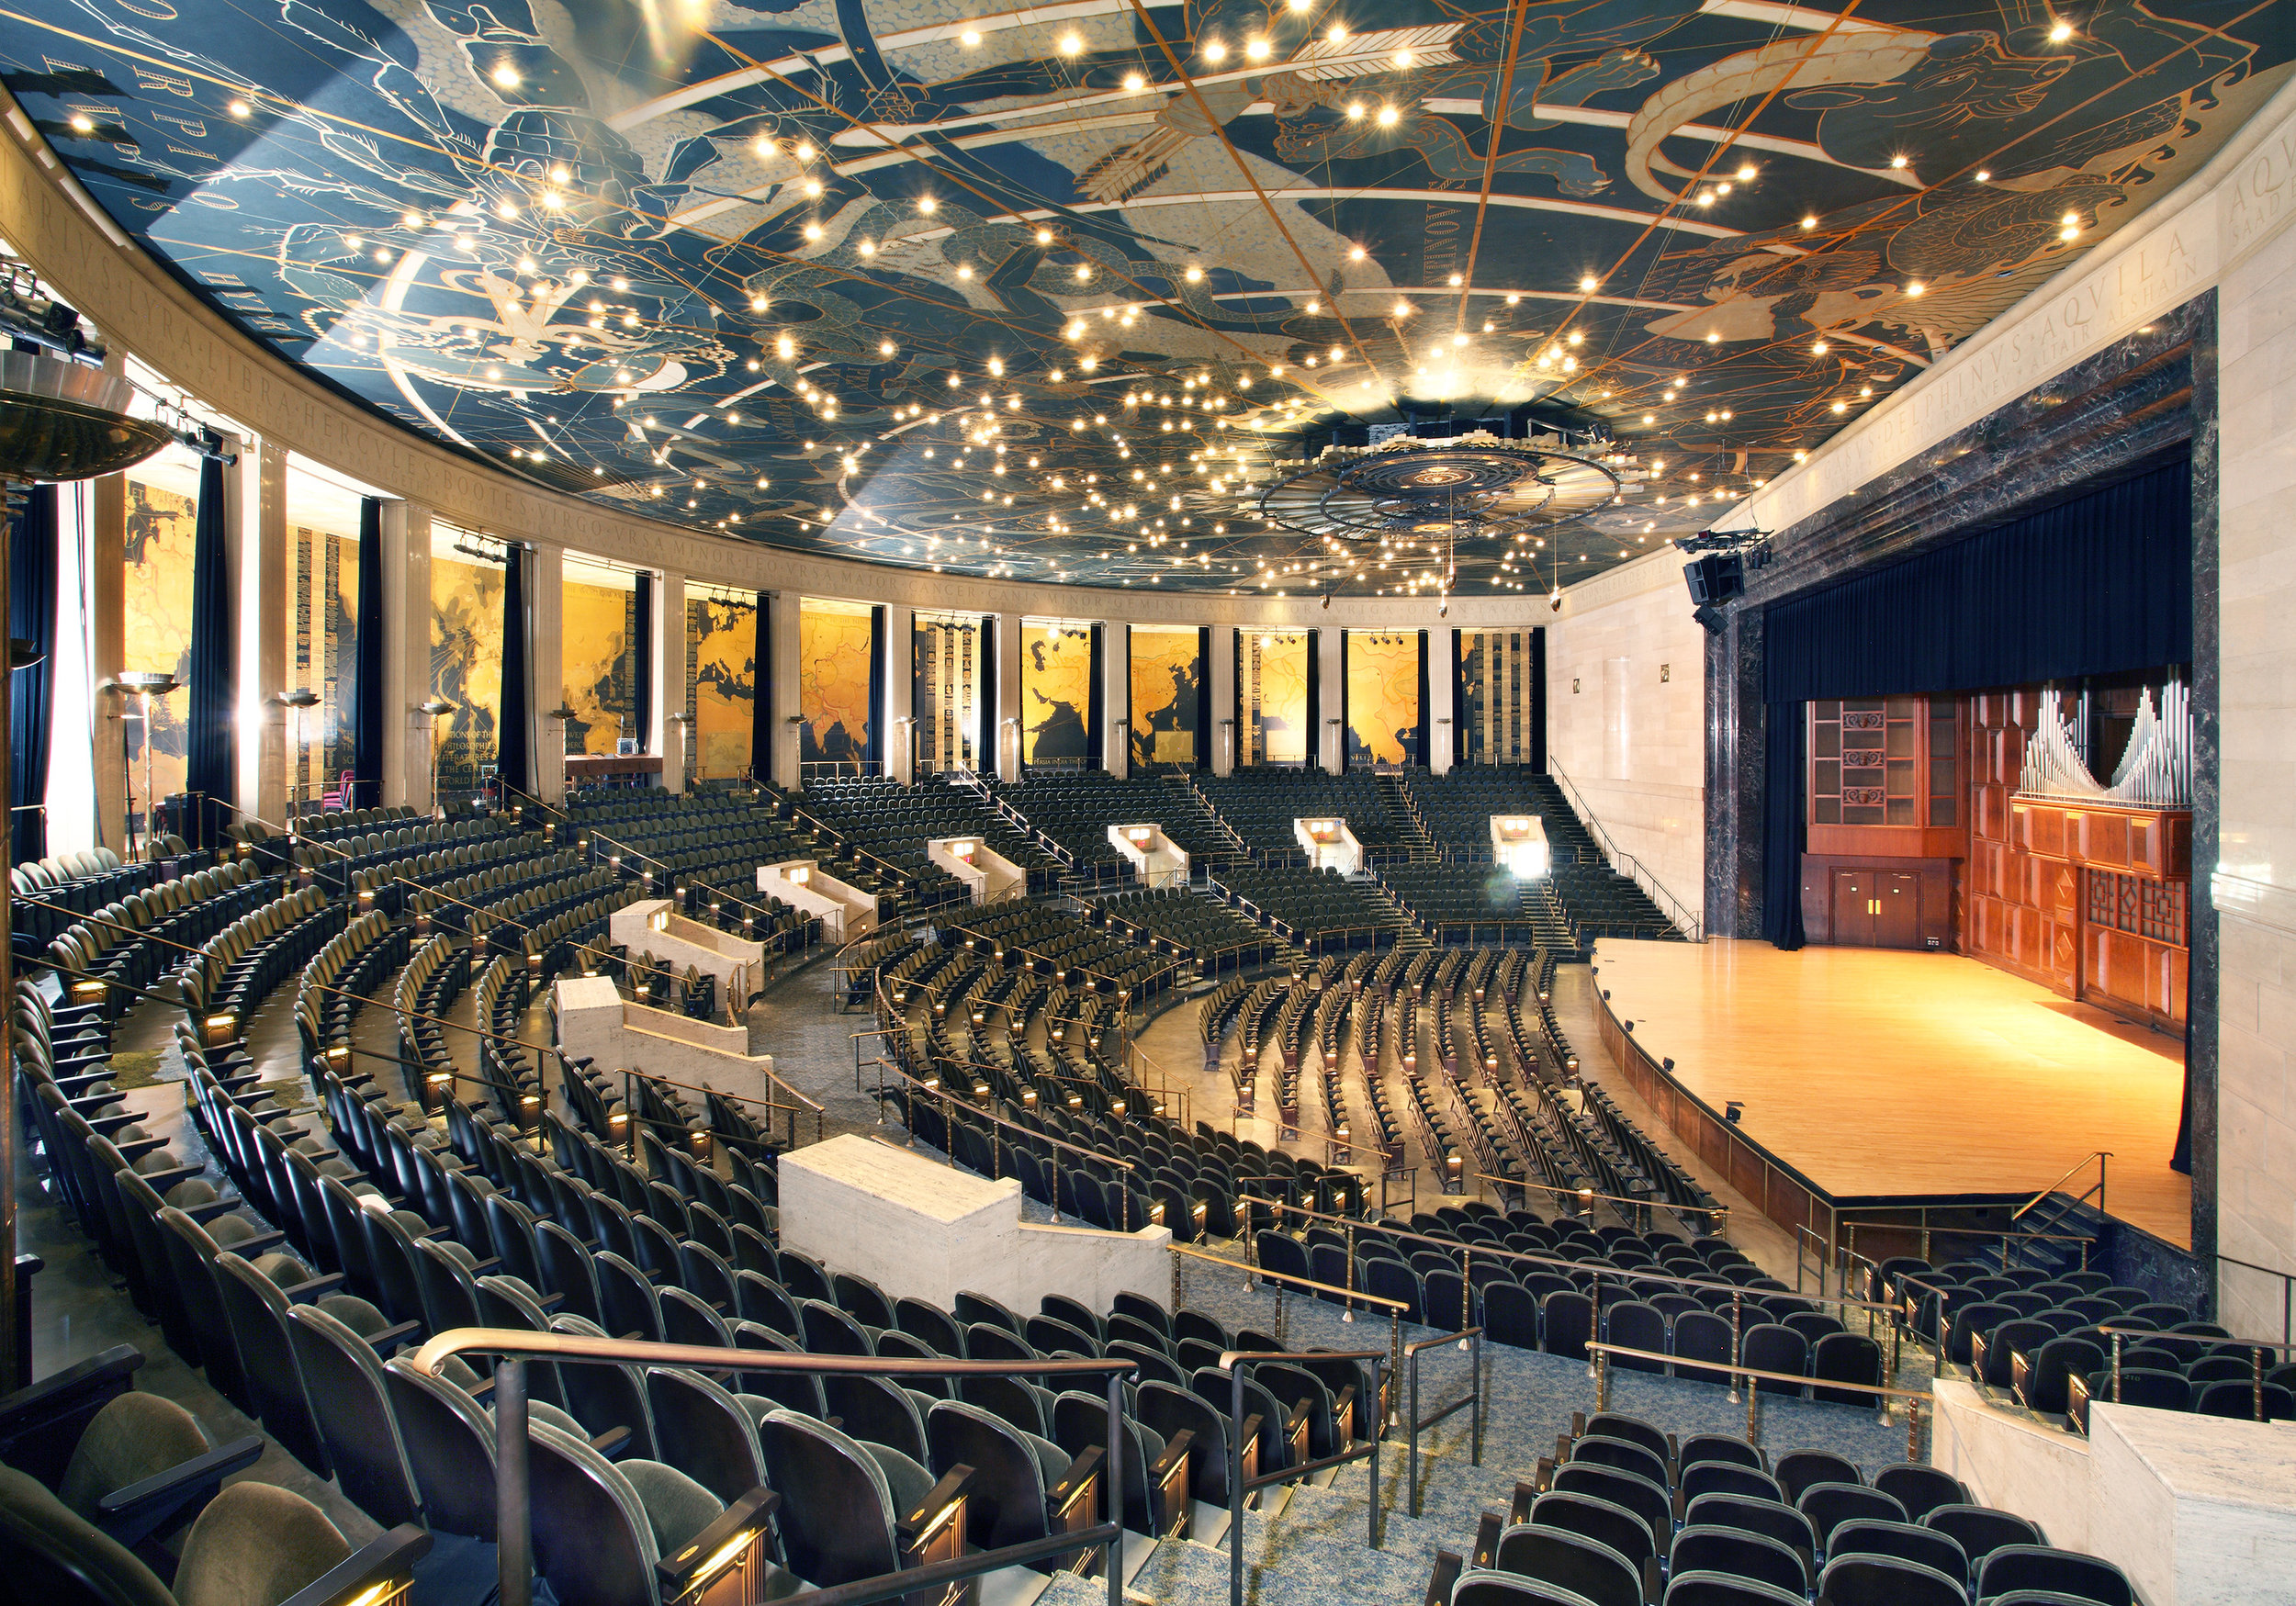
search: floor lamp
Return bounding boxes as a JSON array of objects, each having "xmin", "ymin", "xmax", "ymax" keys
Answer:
[
  {"xmin": 417, "ymin": 697, "xmax": 456, "ymax": 819},
  {"xmin": 276, "ymin": 687, "xmax": 321, "ymax": 820},
  {"xmin": 116, "ymin": 670, "xmax": 180, "ymax": 859}
]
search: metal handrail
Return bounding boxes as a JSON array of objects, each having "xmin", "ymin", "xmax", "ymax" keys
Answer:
[
  {"xmin": 1404, "ymin": 1325, "xmax": 1483, "ymax": 1517},
  {"xmin": 2216, "ymin": 1253, "xmax": 2296, "ymax": 1347},
  {"xmin": 2096, "ymin": 1323, "xmax": 2296, "ymax": 1424},
  {"xmin": 407, "ymin": 1327, "xmax": 1134, "ymax": 1606},
  {"xmin": 1545, "ymin": 761, "xmax": 1704, "ymax": 941},
  {"xmin": 1468, "ymin": 1170, "xmax": 1727, "ymax": 1235},
  {"xmin": 1217, "ymin": 1345, "xmax": 1390, "ymax": 1606},
  {"xmin": 2013, "ymin": 1151, "xmax": 2110, "ymax": 1223},
  {"xmin": 1582, "ymin": 1340, "xmax": 1931, "ymax": 1456},
  {"xmin": 864, "ymin": 1056, "xmax": 1156, "ymax": 1230}
]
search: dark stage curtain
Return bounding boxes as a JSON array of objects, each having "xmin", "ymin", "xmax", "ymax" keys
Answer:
[
  {"xmin": 352, "ymin": 498, "xmax": 385, "ymax": 808},
  {"xmin": 1763, "ymin": 455, "xmax": 2193, "ymax": 702},
  {"xmin": 867, "ymin": 605, "xmax": 887, "ymax": 770},
  {"xmin": 1087, "ymin": 623, "xmax": 1105, "ymax": 770},
  {"xmin": 633, "ymin": 571, "xmax": 654, "ymax": 752},
  {"xmin": 978, "ymin": 615, "xmax": 998, "ymax": 776},
  {"xmin": 10, "ymin": 484, "xmax": 56, "ymax": 863},
  {"xmin": 751, "ymin": 592, "xmax": 772, "ymax": 787},
  {"xmin": 1530, "ymin": 627, "xmax": 1548, "ymax": 772},
  {"xmin": 1449, "ymin": 629, "xmax": 1466, "ymax": 767},
  {"xmin": 1414, "ymin": 629, "xmax": 1431, "ymax": 769},
  {"xmin": 498, "ymin": 545, "xmax": 532, "ymax": 800},
  {"xmin": 186, "ymin": 451, "xmax": 233, "ymax": 848},
  {"xmin": 1195, "ymin": 625, "xmax": 1212, "ymax": 769},
  {"xmin": 1305, "ymin": 630, "xmax": 1321, "ymax": 770},
  {"xmin": 1762, "ymin": 702, "xmax": 1806, "ymax": 949},
  {"xmin": 1760, "ymin": 454, "xmax": 2192, "ymax": 951}
]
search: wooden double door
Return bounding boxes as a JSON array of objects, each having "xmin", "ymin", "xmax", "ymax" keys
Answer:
[{"xmin": 1831, "ymin": 869, "xmax": 1924, "ymax": 949}]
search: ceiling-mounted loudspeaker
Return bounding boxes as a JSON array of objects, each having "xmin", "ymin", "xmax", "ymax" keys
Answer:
[
  {"xmin": 1683, "ymin": 551, "xmax": 1744, "ymax": 607},
  {"xmin": 1692, "ymin": 605, "xmax": 1728, "ymax": 635}
]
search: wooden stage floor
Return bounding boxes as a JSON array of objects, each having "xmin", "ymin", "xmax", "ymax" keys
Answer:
[{"xmin": 1587, "ymin": 939, "xmax": 2191, "ymax": 1248}]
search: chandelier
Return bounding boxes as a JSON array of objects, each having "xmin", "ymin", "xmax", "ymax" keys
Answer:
[{"xmin": 1251, "ymin": 432, "xmax": 1631, "ymax": 545}]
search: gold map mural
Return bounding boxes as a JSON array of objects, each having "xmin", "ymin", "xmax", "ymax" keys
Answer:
[
  {"xmin": 1130, "ymin": 628, "xmax": 1199, "ymax": 769},
  {"xmin": 122, "ymin": 474, "xmax": 197, "ymax": 807},
  {"xmin": 1021, "ymin": 624, "xmax": 1093, "ymax": 766},
  {"xmin": 431, "ymin": 552, "xmax": 504, "ymax": 797},
  {"xmin": 689, "ymin": 598, "xmax": 757, "ymax": 782},
  {"xmin": 1347, "ymin": 634, "xmax": 1421, "ymax": 768},
  {"xmin": 562, "ymin": 578, "xmax": 636, "ymax": 757},
  {"xmin": 799, "ymin": 601, "xmax": 872, "ymax": 770},
  {"xmin": 1243, "ymin": 632, "xmax": 1308, "ymax": 767}
]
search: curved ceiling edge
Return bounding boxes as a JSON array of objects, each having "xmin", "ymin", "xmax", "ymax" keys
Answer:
[{"xmin": 5, "ymin": 92, "xmax": 1552, "ymax": 629}]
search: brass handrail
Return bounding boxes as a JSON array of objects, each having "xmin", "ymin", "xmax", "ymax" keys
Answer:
[
  {"xmin": 1468, "ymin": 1169, "xmax": 1727, "ymax": 1232},
  {"xmin": 2013, "ymin": 1150, "xmax": 2110, "ymax": 1222},
  {"xmin": 1582, "ymin": 1340, "xmax": 1930, "ymax": 1456},
  {"xmin": 407, "ymin": 1328, "xmax": 1133, "ymax": 1606}
]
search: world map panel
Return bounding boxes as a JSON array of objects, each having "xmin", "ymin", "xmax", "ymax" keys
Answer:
[
  {"xmin": 122, "ymin": 475, "xmax": 197, "ymax": 804},
  {"xmin": 562, "ymin": 578, "xmax": 636, "ymax": 756},
  {"xmin": 1022, "ymin": 623, "xmax": 1094, "ymax": 765},
  {"xmin": 689, "ymin": 597, "xmax": 758, "ymax": 781},
  {"xmin": 1346, "ymin": 631, "xmax": 1420, "ymax": 767},
  {"xmin": 1129, "ymin": 626, "xmax": 1199, "ymax": 769},
  {"xmin": 799, "ymin": 601, "xmax": 872, "ymax": 769},
  {"xmin": 431, "ymin": 552, "xmax": 505, "ymax": 794},
  {"xmin": 1244, "ymin": 631, "xmax": 1308, "ymax": 766}
]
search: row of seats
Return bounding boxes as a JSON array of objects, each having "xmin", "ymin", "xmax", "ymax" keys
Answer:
[
  {"xmin": 1428, "ymin": 1409, "xmax": 2134, "ymax": 1606},
  {"xmin": 45, "ymin": 859, "xmax": 273, "ymax": 1021}
]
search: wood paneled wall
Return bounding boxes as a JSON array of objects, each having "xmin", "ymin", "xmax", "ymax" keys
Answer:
[{"xmin": 1964, "ymin": 689, "xmax": 2189, "ymax": 1030}]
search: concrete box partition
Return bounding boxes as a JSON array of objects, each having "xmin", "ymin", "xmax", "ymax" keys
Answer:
[
  {"xmin": 1930, "ymin": 1376, "xmax": 2296, "ymax": 1603},
  {"xmin": 1489, "ymin": 814, "xmax": 1550, "ymax": 878},
  {"xmin": 927, "ymin": 836, "xmax": 1027, "ymax": 904},
  {"xmin": 1295, "ymin": 816, "xmax": 1361, "ymax": 874},
  {"xmin": 780, "ymin": 1133, "xmax": 1173, "ymax": 1314},
  {"xmin": 554, "ymin": 974, "xmax": 788, "ymax": 1124},
  {"xmin": 1109, "ymin": 824, "xmax": 1188, "ymax": 888},
  {"xmin": 758, "ymin": 859, "xmax": 878, "ymax": 942},
  {"xmin": 606, "ymin": 898, "xmax": 767, "ymax": 1018}
]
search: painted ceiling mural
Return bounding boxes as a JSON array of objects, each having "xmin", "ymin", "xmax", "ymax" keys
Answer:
[{"xmin": 5, "ymin": 0, "xmax": 2286, "ymax": 593}]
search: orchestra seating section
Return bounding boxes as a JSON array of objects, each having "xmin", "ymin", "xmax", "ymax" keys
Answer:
[
  {"xmin": 776, "ymin": 775, "xmax": 1055, "ymax": 912},
  {"xmin": 6, "ymin": 766, "xmax": 2239, "ymax": 1606},
  {"xmin": 1424, "ymin": 1409, "xmax": 2142, "ymax": 1606},
  {"xmin": 1197, "ymin": 770, "xmax": 1432, "ymax": 865},
  {"xmin": 991, "ymin": 774, "xmax": 1248, "ymax": 886}
]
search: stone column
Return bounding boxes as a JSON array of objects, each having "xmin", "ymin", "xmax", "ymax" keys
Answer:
[
  {"xmin": 884, "ymin": 604, "xmax": 914, "ymax": 784},
  {"xmin": 381, "ymin": 501, "xmax": 432, "ymax": 813},
  {"xmin": 89, "ymin": 466, "xmax": 127, "ymax": 855},
  {"xmin": 994, "ymin": 611, "xmax": 1023, "ymax": 781},
  {"xmin": 531, "ymin": 541, "xmax": 565, "ymax": 803},
  {"xmin": 1210, "ymin": 625, "xmax": 1235, "ymax": 776},
  {"xmin": 1104, "ymin": 623, "xmax": 1130, "ymax": 780},
  {"xmin": 657, "ymin": 570, "xmax": 687, "ymax": 792},
  {"xmin": 1319, "ymin": 627, "xmax": 1345, "ymax": 772},
  {"xmin": 768, "ymin": 590, "xmax": 801, "ymax": 789},
  {"xmin": 225, "ymin": 436, "xmax": 287, "ymax": 828},
  {"xmin": 1431, "ymin": 627, "xmax": 1458, "ymax": 774}
]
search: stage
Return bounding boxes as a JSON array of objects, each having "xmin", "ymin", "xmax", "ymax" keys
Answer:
[{"xmin": 1586, "ymin": 939, "xmax": 2191, "ymax": 1249}]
